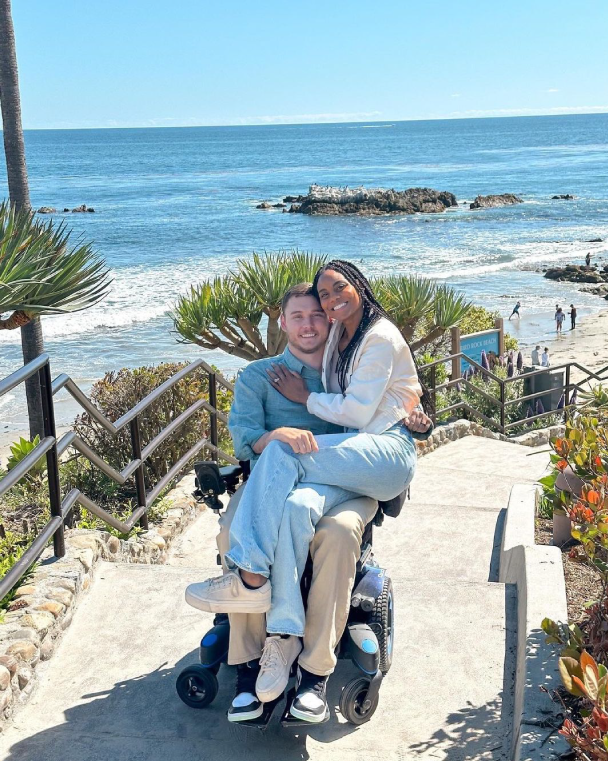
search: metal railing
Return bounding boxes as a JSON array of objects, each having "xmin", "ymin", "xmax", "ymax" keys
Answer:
[
  {"xmin": 421, "ymin": 352, "xmax": 608, "ymax": 434},
  {"xmin": 0, "ymin": 354, "xmax": 236, "ymax": 600}
]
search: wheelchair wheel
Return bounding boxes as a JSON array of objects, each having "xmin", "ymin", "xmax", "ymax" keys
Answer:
[
  {"xmin": 369, "ymin": 576, "xmax": 394, "ymax": 674},
  {"xmin": 176, "ymin": 664, "xmax": 218, "ymax": 709},
  {"xmin": 340, "ymin": 676, "xmax": 379, "ymax": 725}
]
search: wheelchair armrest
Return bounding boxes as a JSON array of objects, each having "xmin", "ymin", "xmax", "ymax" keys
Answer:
[{"xmin": 378, "ymin": 489, "xmax": 408, "ymax": 518}]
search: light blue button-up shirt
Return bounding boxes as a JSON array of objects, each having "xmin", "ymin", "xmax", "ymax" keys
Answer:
[{"xmin": 228, "ymin": 347, "xmax": 343, "ymax": 464}]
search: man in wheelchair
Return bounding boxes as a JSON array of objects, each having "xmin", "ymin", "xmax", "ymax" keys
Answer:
[{"xmin": 184, "ymin": 282, "xmax": 430, "ymax": 725}]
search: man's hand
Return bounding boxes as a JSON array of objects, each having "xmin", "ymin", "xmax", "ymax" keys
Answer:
[
  {"xmin": 270, "ymin": 427, "xmax": 319, "ymax": 454},
  {"xmin": 267, "ymin": 364, "xmax": 310, "ymax": 405},
  {"xmin": 404, "ymin": 409, "xmax": 432, "ymax": 433}
]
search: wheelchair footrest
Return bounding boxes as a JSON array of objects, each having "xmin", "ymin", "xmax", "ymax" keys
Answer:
[{"xmin": 280, "ymin": 688, "xmax": 330, "ymax": 727}]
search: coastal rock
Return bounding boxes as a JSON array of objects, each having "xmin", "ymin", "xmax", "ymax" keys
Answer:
[
  {"xmin": 469, "ymin": 193, "xmax": 523, "ymax": 209},
  {"xmin": 288, "ymin": 185, "xmax": 458, "ymax": 216},
  {"xmin": 587, "ymin": 237, "xmax": 604, "ymax": 243},
  {"xmin": 552, "ymin": 194, "xmax": 574, "ymax": 200},
  {"xmin": 272, "ymin": 203, "xmax": 286, "ymax": 208},
  {"xmin": 283, "ymin": 195, "xmax": 306, "ymax": 203},
  {"xmin": 256, "ymin": 202, "xmax": 272, "ymax": 209},
  {"xmin": 71, "ymin": 204, "xmax": 95, "ymax": 213},
  {"xmin": 37, "ymin": 207, "xmax": 56, "ymax": 214},
  {"xmin": 544, "ymin": 264, "xmax": 608, "ymax": 284}
]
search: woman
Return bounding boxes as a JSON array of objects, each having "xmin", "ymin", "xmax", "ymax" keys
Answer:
[{"xmin": 187, "ymin": 260, "xmax": 431, "ymax": 704}]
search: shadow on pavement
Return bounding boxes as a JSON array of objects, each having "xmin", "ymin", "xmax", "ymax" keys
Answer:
[{"xmin": 4, "ymin": 649, "xmax": 363, "ymax": 761}]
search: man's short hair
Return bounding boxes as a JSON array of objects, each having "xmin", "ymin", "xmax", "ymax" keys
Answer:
[{"xmin": 281, "ymin": 282, "xmax": 317, "ymax": 312}]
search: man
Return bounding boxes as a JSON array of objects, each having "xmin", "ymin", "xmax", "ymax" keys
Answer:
[
  {"xmin": 569, "ymin": 304, "xmax": 577, "ymax": 330},
  {"xmin": 508, "ymin": 300, "xmax": 521, "ymax": 320},
  {"xmin": 212, "ymin": 283, "xmax": 427, "ymax": 724},
  {"xmin": 531, "ymin": 345, "xmax": 540, "ymax": 365}
]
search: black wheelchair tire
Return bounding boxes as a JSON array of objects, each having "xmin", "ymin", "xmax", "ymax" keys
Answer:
[
  {"xmin": 176, "ymin": 664, "xmax": 219, "ymax": 709},
  {"xmin": 340, "ymin": 676, "xmax": 379, "ymax": 725},
  {"xmin": 369, "ymin": 576, "xmax": 394, "ymax": 674}
]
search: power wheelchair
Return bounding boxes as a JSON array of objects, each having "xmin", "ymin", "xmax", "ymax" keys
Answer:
[{"xmin": 176, "ymin": 459, "xmax": 405, "ymax": 727}]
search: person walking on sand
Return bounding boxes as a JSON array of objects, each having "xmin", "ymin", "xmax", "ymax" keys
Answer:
[
  {"xmin": 555, "ymin": 307, "xmax": 565, "ymax": 334},
  {"xmin": 541, "ymin": 347, "xmax": 550, "ymax": 367},
  {"xmin": 586, "ymin": 252, "xmax": 591, "ymax": 267},
  {"xmin": 531, "ymin": 345, "xmax": 540, "ymax": 365},
  {"xmin": 569, "ymin": 304, "xmax": 577, "ymax": 330},
  {"xmin": 509, "ymin": 300, "xmax": 521, "ymax": 320}
]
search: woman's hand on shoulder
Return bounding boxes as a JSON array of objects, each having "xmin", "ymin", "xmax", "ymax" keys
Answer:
[{"xmin": 267, "ymin": 364, "xmax": 310, "ymax": 405}]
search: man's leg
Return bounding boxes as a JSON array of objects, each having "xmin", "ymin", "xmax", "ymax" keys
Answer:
[
  {"xmin": 299, "ymin": 496, "xmax": 378, "ymax": 676},
  {"xmin": 217, "ymin": 487, "xmax": 267, "ymax": 665}
]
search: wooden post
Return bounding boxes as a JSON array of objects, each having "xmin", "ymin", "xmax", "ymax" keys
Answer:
[
  {"xmin": 495, "ymin": 317, "xmax": 505, "ymax": 357},
  {"xmin": 451, "ymin": 326, "xmax": 461, "ymax": 381}
]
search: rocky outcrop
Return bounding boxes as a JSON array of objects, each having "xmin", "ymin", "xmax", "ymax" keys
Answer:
[
  {"xmin": 287, "ymin": 185, "xmax": 458, "ymax": 216},
  {"xmin": 552, "ymin": 194, "xmax": 574, "ymax": 200},
  {"xmin": 37, "ymin": 207, "xmax": 56, "ymax": 214},
  {"xmin": 469, "ymin": 194, "xmax": 523, "ymax": 209},
  {"xmin": 256, "ymin": 202, "xmax": 272, "ymax": 209},
  {"xmin": 544, "ymin": 264, "xmax": 608, "ymax": 284},
  {"xmin": 71, "ymin": 204, "xmax": 95, "ymax": 213},
  {"xmin": 283, "ymin": 195, "xmax": 306, "ymax": 203}
]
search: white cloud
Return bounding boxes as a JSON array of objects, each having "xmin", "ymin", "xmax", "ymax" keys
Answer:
[
  {"xmin": 450, "ymin": 93, "xmax": 461, "ymax": 98},
  {"xmin": 546, "ymin": 88, "xmax": 560, "ymax": 93}
]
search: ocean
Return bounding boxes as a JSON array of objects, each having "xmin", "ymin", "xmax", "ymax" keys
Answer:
[{"xmin": 1, "ymin": 113, "xmax": 607, "ymax": 432}]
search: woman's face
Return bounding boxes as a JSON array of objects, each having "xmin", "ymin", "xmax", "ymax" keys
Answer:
[{"xmin": 316, "ymin": 269, "xmax": 363, "ymax": 323}]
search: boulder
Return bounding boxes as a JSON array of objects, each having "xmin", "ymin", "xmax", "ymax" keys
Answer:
[
  {"xmin": 37, "ymin": 207, "xmax": 56, "ymax": 214},
  {"xmin": 283, "ymin": 195, "xmax": 306, "ymax": 203},
  {"xmin": 288, "ymin": 185, "xmax": 458, "ymax": 216},
  {"xmin": 71, "ymin": 204, "xmax": 95, "ymax": 213},
  {"xmin": 272, "ymin": 203, "xmax": 286, "ymax": 208},
  {"xmin": 544, "ymin": 264, "xmax": 608, "ymax": 284},
  {"xmin": 469, "ymin": 194, "xmax": 523, "ymax": 209},
  {"xmin": 587, "ymin": 237, "xmax": 604, "ymax": 243},
  {"xmin": 256, "ymin": 202, "xmax": 272, "ymax": 210},
  {"xmin": 552, "ymin": 194, "xmax": 574, "ymax": 200}
]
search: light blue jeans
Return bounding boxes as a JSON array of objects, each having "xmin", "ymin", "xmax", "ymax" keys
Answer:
[{"xmin": 225, "ymin": 424, "xmax": 417, "ymax": 636}]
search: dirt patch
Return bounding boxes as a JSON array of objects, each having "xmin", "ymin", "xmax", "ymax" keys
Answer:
[{"xmin": 535, "ymin": 516, "xmax": 603, "ymax": 623}]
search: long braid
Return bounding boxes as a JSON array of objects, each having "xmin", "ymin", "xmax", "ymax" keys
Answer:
[{"xmin": 312, "ymin": 259, "xmax": 434, "ymax": 415}]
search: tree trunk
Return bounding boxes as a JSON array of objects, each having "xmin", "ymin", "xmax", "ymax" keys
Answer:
[{"xmin": 0, "ymin": 0, "xmax": 45, "ymax": 438}]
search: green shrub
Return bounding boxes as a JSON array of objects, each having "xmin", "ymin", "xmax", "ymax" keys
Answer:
[{"xmin": 458, "ymin": 305, "xmax": 518, "ymax": 350}]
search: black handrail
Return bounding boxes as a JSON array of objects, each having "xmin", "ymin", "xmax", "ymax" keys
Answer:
[
  {"xmin": 0, "ymin": 355, "xmax": 236, "ymax": 600},
  {"xmin": 420, "ymin": 351, "xmax": 608, "ymax": 434}
]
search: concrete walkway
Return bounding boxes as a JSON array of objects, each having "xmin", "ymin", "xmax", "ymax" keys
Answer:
[{"xmin": 0, "ymin": 437, "xmax": 550, "ymax": 761}]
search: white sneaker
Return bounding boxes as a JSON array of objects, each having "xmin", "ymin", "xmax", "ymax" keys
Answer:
[
  {"xmin": 185, "ymin": 571, "xmax": 271, "ymax": 614},
  {"xmin": 255, "ymin": 635, "xmax": 302, "ymax": 703}
]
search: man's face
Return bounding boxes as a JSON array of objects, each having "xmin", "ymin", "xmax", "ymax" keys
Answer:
[{"xmin": 280, "ymin": 295, "xmax": 329, "ymax": 354}]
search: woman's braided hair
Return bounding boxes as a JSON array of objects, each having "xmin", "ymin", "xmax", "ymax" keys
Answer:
[{"xmin": 311, "ymin": 259, "xmax": 433, "ymax": 415}]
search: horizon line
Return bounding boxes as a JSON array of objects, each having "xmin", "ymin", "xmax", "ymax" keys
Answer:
[{"xmin": 19, "ymin": 108, "xmax": 608, "ymax": 132}]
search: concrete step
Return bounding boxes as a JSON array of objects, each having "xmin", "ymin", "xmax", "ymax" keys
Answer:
[{"xmin": 1, "ymin": 562, "xmax": 515, "ymax": 761}]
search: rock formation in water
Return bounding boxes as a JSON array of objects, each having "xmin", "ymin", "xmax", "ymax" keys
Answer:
[
  {"xmin": 544, "ymin": 264, "xmax": 608, "ymax": 284},
  {"xmin": 284, "ymin": 185, "xmax": 458, "ymax": 216},
  {"xmin": 469, "ymin": 194, "xmax": 523, "ymax": 209},
  {"xmin": 37, "ymin": 207, "xmax": 56, "ymax": 214},
  {"xmin": 552, "ymin": 194, "xmax": 574, "ymax": 200}
]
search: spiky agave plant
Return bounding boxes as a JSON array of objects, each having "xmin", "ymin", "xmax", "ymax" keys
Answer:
[
  {"xmin": 173, "ymin": 250, "xmax": 327, "ymax": 359},
  {"xmin": 0, "ymin": 202, "xmax": 111, "ymax": 329}
]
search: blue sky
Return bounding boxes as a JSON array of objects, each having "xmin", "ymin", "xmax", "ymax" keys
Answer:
[{"xmin": 13, "ymin": 0, "xmax": 608, "ymax": 129}]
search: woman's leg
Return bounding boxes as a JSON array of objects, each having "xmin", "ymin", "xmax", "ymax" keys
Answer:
[{"xmin": 226, "ymin": 427, "xmax": 416, "ymax": 577}]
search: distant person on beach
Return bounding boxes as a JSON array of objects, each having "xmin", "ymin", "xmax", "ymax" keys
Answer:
[
  {"xmin": 531, "ymin": 345, "xmax": 540, "ymax": 365},
  {"xmin": 509, "ymin": 301, "xmax": 521, "ymax": 320},
  {"xmin": 555, "ymin": 307, "xmax": 565, "ymax": 334},
  {"xmin": 586, "ymin": 252, "xmax": 591, "ymax": 267},
  {"xmin": 569, "ymin": 304, "xmax": 577, "ymax": 330},
  {"xmin": 541, "ymin": 347, "xmax": 550, "ymax": 367}
]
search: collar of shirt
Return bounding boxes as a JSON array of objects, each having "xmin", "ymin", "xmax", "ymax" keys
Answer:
[{"xmin": 281, "ymin": 346, "xmax": 321, "ymax": 378}]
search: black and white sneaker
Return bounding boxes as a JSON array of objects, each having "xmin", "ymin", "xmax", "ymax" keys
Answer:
[
  {"xmin": 227, "ymin": 660, "xmax": 263, "ymax": 722},
  {"xmin": 289, "ymin": 667, "xmax": 329, "ymax": 723}
]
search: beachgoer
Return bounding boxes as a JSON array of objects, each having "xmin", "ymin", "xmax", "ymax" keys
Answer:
[
  {"xmin": 541, "ymin": 347, "xmax": 550, "ymax": 367},
  {"xmin": 188, "ymin": 260, "xmax": 429, "ymax": 709},
  {"xmin": 586, "ymin": 252, "xmax": 591, "ymax": 267},
  {"xmin": 555, "ymin": 307, "xmax": 565, "ymax": 334},
  {"xmin": 509, "ymin": 301, "xmax": 521, "ymax": 320},
  {"xmin": 531, "ymin": 345, "xmax": 540, "ymax": 365},
  {"xmin": 569, "ymin": 304, "xmax": 577, "ymax": 329}
]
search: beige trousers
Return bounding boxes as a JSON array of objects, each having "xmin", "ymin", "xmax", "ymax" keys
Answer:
[{"xmin": 217, "ymin": 486, "xmax": 377, "ymax": 676}]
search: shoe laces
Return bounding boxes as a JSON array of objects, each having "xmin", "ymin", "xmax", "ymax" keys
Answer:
[
  {"xmin": 260, "ymin": 637, "xmax": 287, "ymax": 672},
  {"xmin": 298, "ymin": 668, "xmax": 327, "ymax": 698},
  {"xmin": 207, "ymin": 574, "xmax": 234, "ymax": 589}
]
